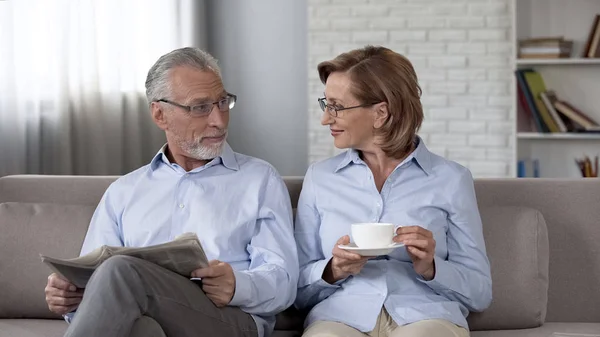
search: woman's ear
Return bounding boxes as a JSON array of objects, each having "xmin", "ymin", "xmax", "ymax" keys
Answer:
[
  {"xmin": 373, "ymin": 102, "xmax": 389, "ymax": 129},
  {"xmin": 150, "ymin": 102, "xmax": 169, "ymax": 131}
]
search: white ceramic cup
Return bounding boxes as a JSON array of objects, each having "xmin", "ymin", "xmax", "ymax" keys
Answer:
[{"xmin": 351, "ymin": 222, "xmax": 396, "ymax": 248}]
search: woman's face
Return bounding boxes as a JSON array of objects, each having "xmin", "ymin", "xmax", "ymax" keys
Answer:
[{"xmin": 321, "ymin": 71, "xmax": 379, "ymax": 151}]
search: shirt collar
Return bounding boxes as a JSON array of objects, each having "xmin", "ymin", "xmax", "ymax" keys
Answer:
[
  {"xmin": 150, "ymin": 142, "xmax": 239, "ymax": 172},
  {"xmin": 334, "ymin": 136, "xmax": 432, "ymax": 175}
]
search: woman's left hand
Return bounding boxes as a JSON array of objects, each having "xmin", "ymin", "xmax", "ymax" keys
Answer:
[{"xmin": 394, "ymin": 226, "xmax": 436, "ymax": 280}]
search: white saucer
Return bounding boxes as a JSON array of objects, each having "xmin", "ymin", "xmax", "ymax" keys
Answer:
[{"xmin": 338, "ymin": 242, "xmax": 405, "ymax": 256}]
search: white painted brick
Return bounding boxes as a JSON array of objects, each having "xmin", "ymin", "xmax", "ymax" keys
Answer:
[
  {"xmin": 428, "ymin": 30, "xmax": 467, "ymax": 42},
  {"xmin": 390, "ymin": 4, "xmax": 432, "ymax": 16},
  {"xmin": 385, "ymin": 43, "xmax": 408, "ymax": 54},
  {"xmin": 421, "ymin": 95, "xmax": 448, "ymax": 107},
  {"xmin": 428, "ymin": 81, "xmax": 468, "ymax": 95},
  {"xmin": 448, "ymin": 120, "xmax": 487, "ymax": 133},
  {"xmin": 468, "ymin": 134, "xmax": 507, "ymax": 147},
  {"xmin": 488, "ymin": 95, "xmax": 512, "ymax": 107},
  {"xmin": 351, "ymin": 5, "xmax": 390, "ymax": 17},
  {"xmin": 468, "ymin": 81, "xmax": 508, "ymax": 95},
  {"xmin": 486, "ymin": 148, "xmax": 513, "ymax": 161},
  {"xmin": 369, "ymin": 17, "xmax": 406, "ymax": 29},
  {"xmin": 469, "ymin": 55, "xmax": 510, "ymax": 68},
  {"xmin": 310, "ymin": 44, "xmax": 332, "ymax": 56},
  {"xmin": 487, "ymin": 121, "xmax": 513, "ymax": 133},
  {"xmin": 390, "ymin": 30, "xmax": 427, "ymax": 42},
  {"xmin": 447, "ymin": 43, "xmax": 486, "ymax": 55},
  {"xmin": 418, "ymin": 69, "xmax": 446, "ymax": 81},
  {"xmin": 332, "ymin": 43, "xmax": 369, "ymax": 55},
  {"xmin": 408, "ymin": 43, "xmax": 446, "ymax": 55},
  {"xmin": 309, "ymin": 0, "xmax": 331, "ymax": 4},
  {"xmin": 487, "ymin": 42, "xmax": 513, "ymax": 55},
  {"xmin": 419, "ymin": 120, "xmax": 447, "ymax": 133},
  {"xmin": 447, "ymin": 17, "xmax": 485, "ymax": 28},
  {"xmin": 468, "ymin": 108, "xmax": 509, "ymax": 121},
  {"xmin": 447, "ymin": 147, "xmax": 487, "ymax": 161},
  {"xmin": 486, "ymin": 16, "xmax": 512, "ymax": 28},
  {"xmin": 488, "ymin": 69, "xmax": 512, "ymax": 81},
  {"xmin": 407, "ymin": 17, "xmax": 446, "ymax": 29},
  {"xmin": 468, "ymin": 162, "xmax": 508, "ymax": 176},
  {"xmin": 447, "ymin": 69, "xmax": 487, "ymax": 81},
  {"xmin": 405, "ymin": 56, "xmax": 427, "ymax": 68},
  {"xmin": 469, "ymin": 29, "xmax": 507, "ymax": 41},
  {"xmin": 430, "ymin": 134, "xmax": 468, "ymax": 146},
  {"xmin": 431, "ymin": 3, "xmax": 467, "ymax": 15},
  {"xmin": 469, "ymin": 3, "xmax": 508, "ymax": 16},
  {"xmin": 426, "ymin": 145, "xmax": 446, "ymax": 157},
  {"xmin": 310, "ymin": 32, "xmax": 352, "ymax": 43},
  {"xmin": 316, "ymin": 6, "xmax": 351, "ymax": 17},
  {"xmin": 331, "ymin": 18, "xmax": 369, "ymax": 30},
  {"xmin": 310, "ymin": 18, "xmax": 331, "ymax": 30},
  {"xmin": 428, "ymin": 56, "xmax": 467, "ymax": 68},
  {"xmin": 449, "ymin": 95, "xmax": 488, "ymax": 107},
  {"xmin": 352, "ymin": 31, "xmax": 388, "ymax": 43},
  {"xmin": 428, "ymin": 107, "xmax": 468, "ymax": 120}
]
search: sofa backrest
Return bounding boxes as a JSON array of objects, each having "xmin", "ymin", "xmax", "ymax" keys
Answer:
[{"xmin": 0, "ymin": 175, "xmax": 598, "ymax": 325}]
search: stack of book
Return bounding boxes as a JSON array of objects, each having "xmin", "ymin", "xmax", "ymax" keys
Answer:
[
  {"xmin": 518, "ymin": 37, "xmax": 573, "ymax": 59},
  {"xmin": 582, "ymin": 14, "xmax": 600, "ymax": 58},
  {"xmin": 515, "ymin": 69, "xmax": 600, "ymax": 133}
]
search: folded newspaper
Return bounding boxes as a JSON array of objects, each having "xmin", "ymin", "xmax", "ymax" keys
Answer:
[{"xmin": 40, "ymin": 232, "xmax": 208, "ymax": 288}]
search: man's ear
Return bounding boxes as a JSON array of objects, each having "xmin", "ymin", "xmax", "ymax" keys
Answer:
[
  {"xmin": 150, "ymin": 102, "xmax": 168, "ymax": 131},
  {"xmin": 373, "ymin": 102, "xmax": 389, "ymax": 129}
]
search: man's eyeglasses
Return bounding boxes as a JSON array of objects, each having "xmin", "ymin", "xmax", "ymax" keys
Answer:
[
  {"xmin": 155, "ymin": 93, "xmax": 237, "ymax": 117},
  {"xmin": 318, "ymin": 97, "xmax": 378, "ymax": 117}
]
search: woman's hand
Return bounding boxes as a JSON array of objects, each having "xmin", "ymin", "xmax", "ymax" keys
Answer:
[
  {"xmin": 394, "ymin": 226, "xmax": 436, "ymax": 280},
  {"xmin": 322, "ymin": 235, "xmax": 370, "ymax": 284}
]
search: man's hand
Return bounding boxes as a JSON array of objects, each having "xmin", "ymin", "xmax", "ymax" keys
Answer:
[
  {"xmin": 44, "ymin": 273, "xmax": 83, "ymax": 315},
  {"xmin": 322, "ymin": 235, "xmax": 370, "ymax": 284},
  {"xmin": 394, "ymin": 226, "xmax": 436, "ymax": 280},
  {"xmin": 191, "ymin": 260, "xmax": 236, "ymax": 307}
]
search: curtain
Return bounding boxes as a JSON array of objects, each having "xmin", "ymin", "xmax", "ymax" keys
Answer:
[{"xmin": 0, "ymin": 0, "xmax": 206, "ymax": 176}]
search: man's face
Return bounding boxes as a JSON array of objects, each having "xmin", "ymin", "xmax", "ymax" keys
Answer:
[{"xmin": 157, "ymin": 66, "xmax": 229, "ymax": 160}]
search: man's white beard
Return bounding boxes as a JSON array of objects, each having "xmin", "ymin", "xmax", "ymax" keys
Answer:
[{"xmin": 174, "ymin": 131, "xmax": 227, "ymax": 160}]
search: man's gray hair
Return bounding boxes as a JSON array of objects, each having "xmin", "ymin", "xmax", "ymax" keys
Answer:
[{"xmin": 145, "ymin": 47, "xmax": 222, "ymax": 103}]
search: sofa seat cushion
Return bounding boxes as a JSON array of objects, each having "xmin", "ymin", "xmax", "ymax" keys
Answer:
[
  {"xmin": 468, "ymin": 206, "xmax": 549, "ymax": 331},
  {"xmin": 0, "ymin": 202, "xmax": 95, "ymax": 318},
  {"xmin": 0, "ymin": 319, "xmax": 67, "ymax": 337},
  {"xmin": 471, "ymin": 322, "xmax": 600, "ymax": 337}
]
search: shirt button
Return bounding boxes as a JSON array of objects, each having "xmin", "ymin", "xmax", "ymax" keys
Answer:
[{"xmin": 179, "ymin": 204, "xmax": 185, "ymax": 209}]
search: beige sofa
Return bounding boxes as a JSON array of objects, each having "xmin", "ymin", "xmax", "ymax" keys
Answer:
[{"xmin": 0, "ymin": 175, "xmax": 599, "ymax": 337}]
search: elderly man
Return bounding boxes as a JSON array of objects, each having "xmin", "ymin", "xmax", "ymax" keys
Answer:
[{"xmin": 43, "ymin": 47, "xmax": 299, "ymax": 337}]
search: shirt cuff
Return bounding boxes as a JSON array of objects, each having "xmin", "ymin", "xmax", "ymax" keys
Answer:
[
  {"xmin": 310, "ymin": 257, "xmax": 345, "ymax": 287},
  {"xmin": 417, "ymin": 255, "xmax": 451, "ymax": 293},
  {"xmin": 63, "ymin": 311, "xmax": 75, "ymax": 324},
  {"xmin": 229, "ymin": 270, "xmax": 252, "ymax": 307}
]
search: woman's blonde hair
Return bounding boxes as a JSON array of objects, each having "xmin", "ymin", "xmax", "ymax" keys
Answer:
[{"xmin": 317, "ymin": 45, "xmax": 423, "ymax": 159}]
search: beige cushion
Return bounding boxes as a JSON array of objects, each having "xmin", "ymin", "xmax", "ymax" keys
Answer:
[
  {"xmin": 0, "ymin": 203, "xmax": 94, "ymax": 318},
  {"xmin": 468, "ymin": 206, "xmax": 549, "ymax": 330},
  {"xmin": 0, "ymin": 319, "xmax": 67, "ymax": 337}
]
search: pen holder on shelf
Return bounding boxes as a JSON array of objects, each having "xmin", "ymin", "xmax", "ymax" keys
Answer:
[{"xmin": 575, "ymin": 155, "xmax": 599, "ymax": 178}]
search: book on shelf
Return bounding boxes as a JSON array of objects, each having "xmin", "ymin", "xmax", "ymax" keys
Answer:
[
  {"xmin": 515, "ymin": 70, "xmax": 600, "ymax": 133},
  {"xmin": 40, "ymin": 232, "xmax": 208, "ymax": 288},
  {"xmin": 582, "ymin": 14, "xmax": 600, "ymax": 58},
  {"xmin": 517, "ymin": 159, "xmax": 540, "ymax": 178},
  {"xmin": 518, "ymin": 36, "xmax": 573, "ymax": 59}
]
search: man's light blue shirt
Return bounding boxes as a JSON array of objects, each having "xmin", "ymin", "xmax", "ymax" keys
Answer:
[
  {"xmin": 70, "ymin": 143, "xmax": 299, "ymax": 337},
  {"xmin": 294, "ymin": 137, "xmax": 492, "ymax": 332}
]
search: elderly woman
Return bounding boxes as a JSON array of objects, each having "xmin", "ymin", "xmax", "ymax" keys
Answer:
[{"xmin": 294, "ymin": 46, "xmax": 492, "ymax": 337}]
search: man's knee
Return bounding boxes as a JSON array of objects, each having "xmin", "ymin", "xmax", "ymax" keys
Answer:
[
  {"xmin": 90, "ymin": 255, "xmax": 144, "ymax": 286},
  {"xmin": 130, "ymin": 316, "xmax": 166, "ymax": 337}
]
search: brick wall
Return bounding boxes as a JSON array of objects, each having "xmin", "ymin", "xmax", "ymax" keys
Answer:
[{"xmin": 308, "ymin": 0, "xmax": 514, "ymax": 177}]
